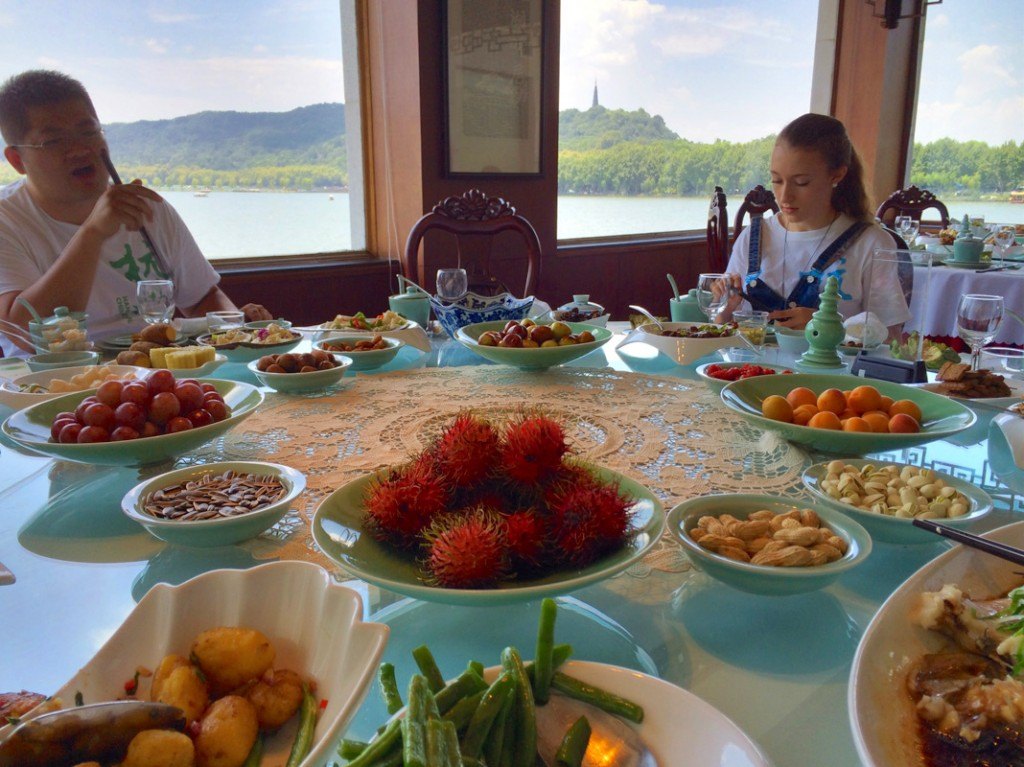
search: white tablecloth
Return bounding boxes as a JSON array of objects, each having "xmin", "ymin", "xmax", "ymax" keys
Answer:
[{"xmin": 907, "ymin": 264, "xmax": 1024, "ymax": 345}]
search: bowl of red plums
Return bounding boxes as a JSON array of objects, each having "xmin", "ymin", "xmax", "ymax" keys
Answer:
[
  {"xmin": 455, "ymin": 319, "xmax": 613, "ymax": 370},
  {"xmin": 247, "ymin": 348, "xmax": 352, "ymax": 392},
  {"xmin": 0, "ymin": 369, "xmax": 263, "ymax": 466}
]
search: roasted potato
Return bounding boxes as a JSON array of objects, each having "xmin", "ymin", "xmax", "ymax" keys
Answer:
[
  {"xmin": 122, "ymin": 729, "xmax": 195, "ymax": 767},
  {"xmin": 154, "ymin": 664, "xmax": 209, "ymax": 725},
  {"xmin": 191, "ymin": 627, "xmax": 275, "ymax": 697},
  {"xmin": 244, "ymin": 668, "xmax": 304, "ymax": 729},
  {"xmin": 150, "ymin": 654, "xmax": 190, "ymax": 702},
  {"xmin": 116, "ymin": 349, "xmax": 152, "ymax": 367},
  {"xmin": 129, "ymin": 340, "xmax": 162, "ymax": 354},
  {"xmin": 139, "ymin": 323, "xmax": 178, "ymax": 344},
  {"xmin": 194, "ymin": 696, "xmax": 259, "ymax": 767}
]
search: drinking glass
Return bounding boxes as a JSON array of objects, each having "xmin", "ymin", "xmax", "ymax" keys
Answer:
[
  {"xmin": 993, "ymin": 226, "xmax": 1016, "ymax": 266},
  {"xmin": 696, "ymin": 273, "xmax": 729, "ymax": 322},
  {"xmin": 136, "ymin": 279, "xmax": 175, "ymax": 325},
  {"xmin": 956, "ymin": 294, "xmax": 1003, "ymax": 371},
  {"xmin": 436, "ymin": 268, "xmax": 468, "ymax": 301},
  {"xmin": 734, "ymin": 310, "xmax": 769, "ymax": 354},
  {"xmin": 206, "ymin": 310, "xmax": 245, "ymax": 333},
  {"xmin": 897, "ymin": 217, "xmax": 920, "ymax": 246}
]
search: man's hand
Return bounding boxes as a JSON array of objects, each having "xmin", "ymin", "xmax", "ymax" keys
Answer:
[
  {"xmin": 241, "ymin": 303, "xmax": 273, "ymax": 322},
  {"xmin": 769, "ymin": 306, "xmax": 815, "ymax": 329},
  {"xmin": 81, "ymin": 180, "xmax": 162, "ymax": 241}
]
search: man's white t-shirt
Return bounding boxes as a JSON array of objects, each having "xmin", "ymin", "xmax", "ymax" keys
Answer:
[
  {"xmin": 725, "ymin": 213, "xmax": 912, "ymax": 327},
  {"xmin": 0, "ymin": 180, "xmax": 220, "ymax": 356}
]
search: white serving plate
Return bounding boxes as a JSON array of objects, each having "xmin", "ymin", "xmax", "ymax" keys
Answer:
[
  {"xmin": 616, "ymin": 322, "xmax": 738, "ymax": 366},
  {"xmin": 484, "ymin": 661, "xmax": 771, "ymax": 767},
  {"xmin": 165, "ymin": 352, "xmax": 228, "ymax": 379},
  {"xmin": 0, "ymin": 364, "xmax": 147, "ymax": 410},
  {"xmin": 7, "ymin": 561, "xmax": 389, "ymax": 766},
  {"xmin": 850, "ymin": 520, "xmax": 1024, "ymax": 767}
]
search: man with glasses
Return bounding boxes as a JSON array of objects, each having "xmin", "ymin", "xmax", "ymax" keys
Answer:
[{"xmin": 0, "ymin": 70, "xmax": 270, "ymax": 356}]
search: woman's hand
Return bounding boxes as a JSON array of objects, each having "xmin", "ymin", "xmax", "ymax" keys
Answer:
[
  {"xmin": 712, "ymin": 274, "xmax": 744, "ymax": 321},
  {"xmin": 769, "ymin": 306, "xmax": 815, "ymax": 329}
]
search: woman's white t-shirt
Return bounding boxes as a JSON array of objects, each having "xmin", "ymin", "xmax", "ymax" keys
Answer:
[
  {"xmin": 0, "ymin": 181, "xmax": 219, "ymax": 356},
  {"xmin": 725, "ymin": 213, "xmax": 911, "ymax": 327}
]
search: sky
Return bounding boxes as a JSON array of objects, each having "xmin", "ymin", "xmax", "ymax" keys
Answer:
[
  {"xmin": 0, "ymin": 1, "xmax": 347, "ymax": 123},
  {"xmin": 559, "ymin": 0, "xmax": 1023, "ymax": 145},
  {"xmin": 0, "ymin": 0, "xmax": 1019, "ymax": 146}
]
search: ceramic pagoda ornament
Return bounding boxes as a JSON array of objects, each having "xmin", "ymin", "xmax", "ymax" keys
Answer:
[{"xmin": 797, "ymin": 276, "xmax": 845, "ymax": 369}]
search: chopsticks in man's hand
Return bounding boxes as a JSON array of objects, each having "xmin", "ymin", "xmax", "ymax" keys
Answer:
[{"xmin": 100, "ymin": 151, "xmax": 171, "ymax": 277}]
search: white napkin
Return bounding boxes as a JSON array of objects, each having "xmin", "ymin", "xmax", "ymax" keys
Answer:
[
  {"xmin": 384, "ymin": 324, "xmax": 431, "ymax": 353},
  {"xmin": 995, "ymin": 413, "xmax": 1024, "ymax": 469},
  {"xmin": 843, "ymin": 312, "xmax": 887, "ymax": 347}
]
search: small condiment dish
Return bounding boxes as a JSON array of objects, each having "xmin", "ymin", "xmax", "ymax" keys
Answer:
[
  {"xmin": 669, "ymin": 493, "xmax": 871, "ymax": 596},
  {"xmin": 315, "ymin": 335, "xmax": 403, "ymax": 371},
  {"xmin": 26, "ymin": 350, "xmax": 100, "ymax": 372},
  {"xmin": 121, "ymin": 461, "xmax": 306, "ymax": 547},
  {"xmin": 246, "ymin": 354, "xmax": 352, "ymax": 392},
  {"xmin": 773, "ymin": 326, "xmax": 810, "ymax": 355}
]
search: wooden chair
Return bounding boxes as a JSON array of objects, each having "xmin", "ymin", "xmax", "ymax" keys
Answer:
[
  {"xmin": 732, "ymin": 184, "xmax": 780, "ymax": 247},
  {"xmin": 875, "ymin": 185, "xmax": 950, "ymax": 229},
  {"xmin": 706, "ymin": 186, "xmax": 728, "ymax": 272},
  {"xmin": 403, "ymin": 189, "xmax": 541, "ymax": 297}
]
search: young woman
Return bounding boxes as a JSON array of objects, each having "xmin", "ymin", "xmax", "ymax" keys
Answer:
[{"xmin": 719, "ymin": 113, "xmax": 910, "ymax": 335}]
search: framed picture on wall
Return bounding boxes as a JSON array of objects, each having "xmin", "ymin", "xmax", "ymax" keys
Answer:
[{"xmin": 443, "ymin": 0, "xmax": 544, "ymax": 176}]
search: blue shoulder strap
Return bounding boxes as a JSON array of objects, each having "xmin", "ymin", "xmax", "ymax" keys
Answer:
[{"xmin": 745, "ymin": 216, "xmax": 765, "ymax": 285}]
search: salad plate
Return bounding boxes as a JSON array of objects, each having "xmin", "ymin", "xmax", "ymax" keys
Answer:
[
  {"xmin": 312, "ymin": 461, "xmax": 665, "ymax": 605},
  {"xmin": 0, "ymin": 364, "xmax": 146, "ymax": 411},
  {"xmin": 616, "ymin": 322, "xmax": 739, "ymax": 366},
  {"xmin": 0, "ymin": 562, "xmax": 389, "ymax": 767},
  {"xmin": 455, "ymin": 321, "xmax": 613, "ymax": 370},
  {"xmin": 850, "ymin": 520, "xmax": 1024, "ymax": 767}
]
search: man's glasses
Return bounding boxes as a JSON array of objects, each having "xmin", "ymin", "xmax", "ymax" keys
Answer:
[{"xmin": 8, "ymin": 127, "xmax": 105, "ymax": 153}]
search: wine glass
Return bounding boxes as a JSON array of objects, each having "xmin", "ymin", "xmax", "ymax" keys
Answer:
[
  {"xmin": 897, "ymin": 217, "xmax": 920, "ymax": 246},
  {"xmin": 956, "ymin": 294, "xmax": 1003, "ymax": 371},
  {"xmin": 696, "ymin": 273, "xmax": 729, "ymax": 323},
  {"xmin": 136, "ymin": 279, "xmax": 175, "ymax": 324},
  {"xmin": 436, "ymin": 268, "xmax": 468, "ymax": 302},
  {"xmin": 993, "ymin": 226, "xmax": 1016, "ymax": 266}
]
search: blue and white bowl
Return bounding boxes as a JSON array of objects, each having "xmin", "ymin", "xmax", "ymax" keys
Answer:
[{"xmin": 429, "ymin": 292, "xmax": 534, "ymax": 338}]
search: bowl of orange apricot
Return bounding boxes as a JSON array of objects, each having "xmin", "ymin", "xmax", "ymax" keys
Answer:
[{"xmin": 719, "ymin": 373, "xmax": 976, "ymax": 454}]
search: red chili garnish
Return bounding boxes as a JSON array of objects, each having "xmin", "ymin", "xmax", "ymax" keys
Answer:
[
  {"xmin": 124, "ymin": 671, "xmax": 140, "ymax": 696},
  {"xmin": 187, "ymin": 719, "xmax": 202, "ymax": 739},
  {"xmin": 319, "ymin": 698, "xmax": 328, "ymax": 710}
]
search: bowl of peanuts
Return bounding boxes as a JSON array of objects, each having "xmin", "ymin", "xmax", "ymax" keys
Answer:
[
  {"xmin": 669, "ymin": 493, "xmax": 872, "ymax": 595},
  {"xmin": 801, "ymin": 459, "xmax": 993, "ymax": 545},
  {"xmin": 315, "ymin": 334, "xmax": 404, "ymax": 372}
]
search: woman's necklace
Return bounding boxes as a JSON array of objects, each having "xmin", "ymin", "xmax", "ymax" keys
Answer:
[{"xmin": 781, "ymin": 213, "xmax": 839, "ymax": 304}]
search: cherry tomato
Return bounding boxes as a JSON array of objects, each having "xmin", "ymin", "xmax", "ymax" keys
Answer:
[
  {"xmin": 147, "ymin": 369, "xmax": 175, "ymax": 395},
  {"xmin": 187, "ymin": 408, "xmax": 214, "ymax": 428},
  {"xmin": 77, "ymin": 425, "xmax": 110, "ymax": 443},
  {"xmin": 141, "ymin": 421, "xmax": 162, "ymax": 438},
  {"xmin": 166, "ymin": 416, "xmax": 193, "ymax": 433},
  {"xmin": 95, "ymin": 380, "xmax": 124, "ymax": 409},
  {"xmin": 173, "ymin": 382, "xmax": 204, "ymax": 413},
  {"xmin": 149, "ymin": 392, "xmax": 181, "ymax": 425},
  {"xmin": 120, "ymin": 382, "xmax": 151, "ymax": 407},
  {"xmin": 110, "ymin": 426, "xmax": 140, "ymax": 441},
  {"xmin": 205, "ymin": 400, "xmax": 229, "ymax": 422},
  {"xmin": 82, "ymin": 403, "xmax": 116, "ymax": 431},
  {"xmin": 51, "ymin": 417, "xmax": 77, "ymax": 441},
  {"xmin": 115, "ymin": 402, "xmax": 146, "ymax": 431}
]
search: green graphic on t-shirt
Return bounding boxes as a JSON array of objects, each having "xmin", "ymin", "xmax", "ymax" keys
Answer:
[
  {"xmin": 108, "ymin": 243, "xmax": 170, "ymax": 282},
  {"xmin": 116, "ymin": 295, "xmax": 139, "ymax": 321}
]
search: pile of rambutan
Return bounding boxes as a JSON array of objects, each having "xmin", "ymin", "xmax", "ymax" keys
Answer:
[{"xmin": 362, "ymin": 412, "xmax": 636, "ymax": 589}]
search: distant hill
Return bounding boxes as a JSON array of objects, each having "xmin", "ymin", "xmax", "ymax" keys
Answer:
[
  {"xmin": 104, "ymin": 103, "xmax": 347, "ymax": 170},
  {"xmin": 559, "ymin": 105, "xmax": 679, "ymax": 151}
]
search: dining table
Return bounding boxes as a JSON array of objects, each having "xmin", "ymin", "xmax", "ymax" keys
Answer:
[
  {"xmin": 1, "ymin": 323, "xmax": 1022, "ymax": 767},
  {"xmin": 907, "ymin": 257, "xmax": 1024, "ymax": 344}
]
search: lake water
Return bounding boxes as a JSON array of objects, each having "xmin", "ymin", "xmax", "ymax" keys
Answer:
[{"xmin": 162, "ymin": 190, "xmax": 1024, "ymax": 261}]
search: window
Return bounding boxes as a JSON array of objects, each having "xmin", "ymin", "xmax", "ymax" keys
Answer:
[
  {"xmin": 910, "ymin": 1, "xmax": 1024, "ymax": 226},
  {"xmin": 0, "ymin": 0, "xmax": 365, "ymax": 260},
  {"xmin": 557, "ymin": 0, "xmax": 822, "ymax": 241}
]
